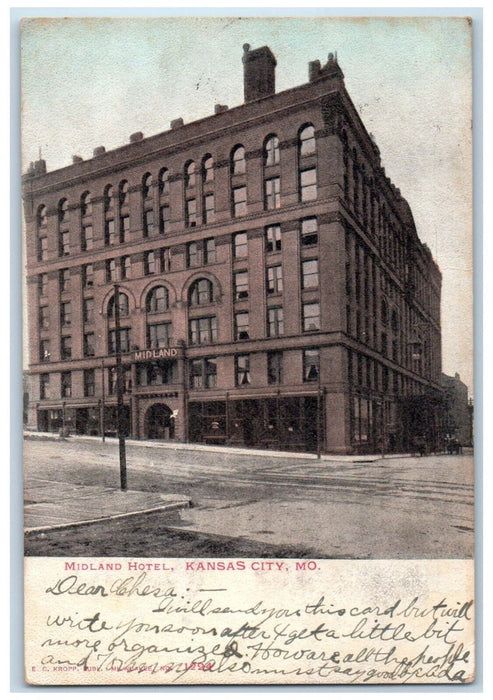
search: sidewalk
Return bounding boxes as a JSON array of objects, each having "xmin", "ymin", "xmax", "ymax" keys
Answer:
[
  {"xmin": 24, "ymin": 477, "xmax": 191, "ymax": 533},
  {"xmin": 23, "ymin": 430, "xmax": 414, "ymax": 462}
]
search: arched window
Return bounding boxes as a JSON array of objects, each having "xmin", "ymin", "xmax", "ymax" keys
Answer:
[
  {"xmin": 104, "ymin": 184, "xmax": 114, "ymax": 212},
  {"xmin": 159, "ymin": 168, "xmax": 169, "ymax": 195},
  {"xmin": 119, "ymin": 180, "xmax": 129, "ymax": 207},
  {"xmin": 231, "ymin": 145, "xmax": 246, "ymax": 175},
  {"xmin": 264, "ymin": 135, "xmax": 280, "ymax": 167},
  {"xmin": 80, "ymin": 191, "xmax": 92, "ymax": 217},
  {"xmin": 184, "ymin": 161, "xmax": 196, "ymax": 189},
  {"xmin": 298, "ymin": 124, "xmax": 316, "ymax": 157},
  {"xmin": 142, "ymin": 173, "xmax": 152, "ymax": 200},
  {"xmin": 37, "ymin": 205, "xmax": 47, "ymax": 228},
  {"xmin": 146, "ymin": 286, "xmax": 169, "ymax": 314},
  {"xmin": 58, "ymin": 198, "xmax": 69, "ymax": 224},
  {"xmin": 189, "ymin": 278, "xmax": 214, "ymax": 307},
  {"xmin": 202, "ymin": 154, "xmax": 214, "ymax": 182},
  {"xmin": 108, "ymin": 291, "xmax": 130, "ymax": 318}
]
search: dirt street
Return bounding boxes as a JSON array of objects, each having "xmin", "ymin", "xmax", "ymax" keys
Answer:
[{"xmin": 23, "ymin": 437, "xmax": 474, "ymax": 559}]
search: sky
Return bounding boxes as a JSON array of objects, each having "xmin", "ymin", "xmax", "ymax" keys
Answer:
[{"xmin": 20, "ymin": 15, "xmax": 473, "ymax": 393}]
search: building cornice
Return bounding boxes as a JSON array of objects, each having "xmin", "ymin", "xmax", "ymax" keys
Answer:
[{"xmin": 22, "ymin": 74, "xmax": 344, "ymax": 198}]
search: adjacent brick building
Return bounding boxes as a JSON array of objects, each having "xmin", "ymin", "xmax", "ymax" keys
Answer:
[
  {"xmin": 442, "ymin": 372, "xmax": 473, "ymax": 447},
  {"xmin": 23, "ymin": 45, "xmax": 442, "ymax": 454}
]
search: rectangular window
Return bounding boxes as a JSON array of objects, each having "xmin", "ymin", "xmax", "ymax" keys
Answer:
[
  {"xmin": 204, "ymin": 238, "xmax": 216, "ymax": 264},
  {"xmin": 346, "ymin": 305, "xmax": 352, "ymax": 335},
  {"xmin": 357, "ymin": 354, "xmax": 363, "ymax": 386},
  {"xmin": 139, "ymin": 361, "xmax": 175, "ymax": 387},
  {"xmin": 235, "ymin": 354, "xmax": 250, "ymax": 386},
  {"xmin": 300, "ymin": 168, "xmax": 317, "ymax": 201},
  {"xmin": 60, "ymin": 302, "xmax": 71, "ymax": 327},
  {"xmin": 301, "ymin": 217, "xmax": 318, "ymax": 246},
  {"xmin": 38, "ymin": 236, "xmax": 48, "ymax": 262},
  {"xmin": 232, "ymin": 186, "xmax": 247, "ymax": 217},
  {"xmin": 108, "ymin": 366, "xmax": 132, "ymax": 394},
  {"xmin": 303, "ymin": 348, "xmax": 320, "ymax": 382},
  {"xmin": 235, "ymin": 311, "xmax": 249, "ymax": 340},
  {"xmin": 59, "ymin": 230, "xmax": 70, "ymax": 257},
  {"xmin": 39, "ymin": 339, "xmax": 50, "ymax": 362},
  {"xmin": 59, "ymin": 268, "xmax": 70, "ymax": 293},
  {"xmin": 267, "ymin": 307, "xmax": 284, "ymax": 337},
  {"xmin": 84, "ymin": 369, "xmax": 95, "ymax": 397},
  {"xmin": 303, "ymin": 302, "xmax": 320, "ymax": 332},
  {"xmin": 267, "ymin": 351, "xmax": 283, "ymax": 384},
  {"xmin": 83, "ymin": 332, "xmax": 95, "ymax": 357},
  {"xmin": 60, "ymin": 335, "xmax": 72, "ymax": 360},
  {"xmin": 83, "ymin": 298, "xmax": 94, "ymax": 324},
  {"xmin": 144, "ymin": 209, "xmax": 154, "ymax": 237},
  {"xmin": 39, "ymin": 374, "xmax": 50, "ymax": 400},
  {"xmin": 61, "ymin": 371, "xmax": 72, "ymax": 398},
  {"xmin": 381, "ymin": 333, "xmax": 388, "ymax": 357},
  {"xmin": 121, "ymin": 255, "xmax": 131, "ymax": 279},
  {"xmin": 147, "ymin": 322, "xmax": 171, "ymax": 349},
  {"xmin": 190, "ymin": 357, "xmax": 217, "ymax": 389},
  {"xmin": 267, "ymin": 265, "xmax": 283, "ymax": 295},
  {"xmin": 160, "ymin": 205, "xmax": 170, "ymax": 235},
  {"xmin": 233, "ymin": 232, "xmax": 248, "ymax": 259},
  {"xmin": 108, "ymin": 328, "xmax": 131, "ymax": 354},
  {"xmin": 265, "ymin": 224, "xmax": 281, "ymax": 253},
  {"xmin": 82, "ymin": 225, "xmax": 93, "ymax": 251},
  {"xmin": 105, "ymin": 219, "xmax": 116, "ymax": 246},
  {"xmin": 265, "ymin": 177, "xmax": 281, "ymax": 210},
  {"xmin": 392, "ymin": 339, "xmax": 398, "ymax": 363},
  {"xmin": 234, "ymin": 271, "xmax": 249, "ymax": 300},
  {"xmin": 189, "ymin": 317, "xmax": 218, "ymax": 345},
  {"xmin": 302, "ymin": 259, "xmax": 319, "ymax": 289},
  {"xmin": 108, "ymin": 368, "xmax": 117, "ymax": 395},
  {"xmin": 106, "ymin": 259, "xmax": 117, "ymax": 282},
  {"xmin": 144, "ymin": 251, "xmax": 156, "ymax": 275},
  {"xmin": 187, "ymin": 242, "xmax": 200, "ymax": 268},
  {"xmin": 120, "ymin": 215, "xmax": 130, "ymax": 243},
  {"xmin": 159, "ymin": 247, "xmax": 171, "ymax": 272},
  {"xmin": 383, "ymin": 366, "xmax": 389, "ymax": 392},
  {"xmin": 39, "ymin": 306, "xmax": 49, "ymax": 330},
  {"xmin": 204, "ymin": 357, "xmax": 217, "ymax": 389},
  {"xmin": 203, "ymin": 193, "xmax": 215, "ymax": 224},
  {"xmin": 83, "ymin": 263, "xmax": 94, "ymax": 288},
  {"xmin": 186, "ymin": 198, "xmax": 197, "ymax": 227},
  {"xmin": 38, "ymin": 273, "xmax": 48, "ymax": 298}
]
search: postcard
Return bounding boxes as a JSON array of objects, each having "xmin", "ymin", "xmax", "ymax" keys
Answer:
[{"xmin": 21, "ymin": 15, "xmax": 474, "ymax": 685}]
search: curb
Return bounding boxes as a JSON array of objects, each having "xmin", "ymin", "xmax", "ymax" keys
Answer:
[
  {"xmin": 24, "ymin": 498, "xmax": 192, "ymax": 535},
  {"xmin": 22, "ymin": 431, "xmax": 422, "ymax": 462}
]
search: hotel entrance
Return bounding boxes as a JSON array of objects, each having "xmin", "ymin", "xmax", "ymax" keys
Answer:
[{"xmin": 144, "ymin": 403, "xmax": 175, "ymax": 440}]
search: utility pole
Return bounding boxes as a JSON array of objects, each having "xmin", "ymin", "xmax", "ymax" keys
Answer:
[
  {"xmin": 114, "ymin": 284, "xmax": 127, "ymax": 491},
  {"xmin": 316, "ymin": 351, "xmax": 322, "ymax": 460},
  {"xmin": 381, "ymin": 399, "xmax": 386, "ymax": 459},
  {"xmin": 100, "ymin": 357, "xmax": 105, "ymax": 443}
]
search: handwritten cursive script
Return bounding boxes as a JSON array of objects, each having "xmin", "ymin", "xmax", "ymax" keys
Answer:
[{"xmin": 25, "ymin": 559, "xmax": 475, "ymax": 686}]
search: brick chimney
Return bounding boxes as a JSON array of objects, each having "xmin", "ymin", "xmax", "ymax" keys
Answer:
[{"xmin": 242, "ymin": 44, "xmax": 276, "ymax": 103}]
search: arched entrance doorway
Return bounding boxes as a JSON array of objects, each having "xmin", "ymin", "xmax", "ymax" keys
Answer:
[{"xmin": 145, "ymin": 403, "xmax": 174, "ymax": 440}]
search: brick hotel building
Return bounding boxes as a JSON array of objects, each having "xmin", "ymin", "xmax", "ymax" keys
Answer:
[{"xmin": 23, "ymin": 45, "xmax": 442, "ymax": 453}]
